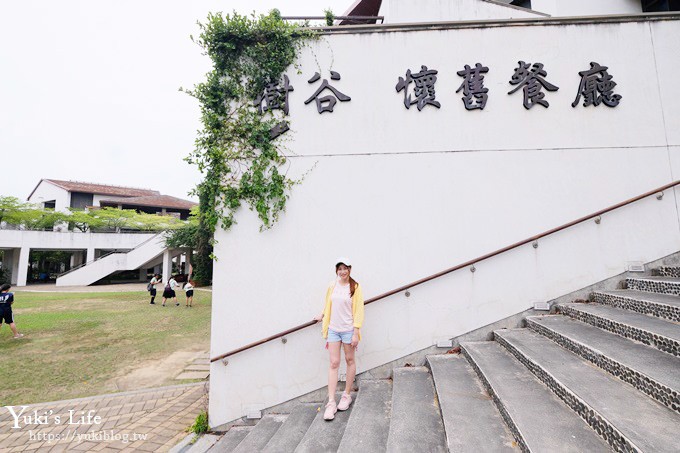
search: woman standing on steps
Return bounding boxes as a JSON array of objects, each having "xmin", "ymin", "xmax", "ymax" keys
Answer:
[{"xmin": 314, "ymin": 258, "xmax": 365, "ymax": 421}]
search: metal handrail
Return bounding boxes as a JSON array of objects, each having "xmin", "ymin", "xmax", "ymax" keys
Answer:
[
  {"xmin": 281, "ymin": 16, "xmax": 385, "ymax": 24},
  {"xmin": 210, "ymin": 180, "xmax": 680, "ymax": 363}
]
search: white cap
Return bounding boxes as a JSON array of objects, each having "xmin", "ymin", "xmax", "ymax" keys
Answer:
[{"xmin": 335, "ymin": 257, "xmax": 352, "ymax": 267}]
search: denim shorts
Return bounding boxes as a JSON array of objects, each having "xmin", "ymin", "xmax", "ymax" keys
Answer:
[{"xmin": 327, "ymin": 329, "xmax": 353, "ymax": 344}]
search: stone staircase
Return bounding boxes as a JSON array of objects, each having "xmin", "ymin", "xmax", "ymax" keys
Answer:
[{"xmin": 192, "ymin": 266, "xmax": 680, "ymax": 452}]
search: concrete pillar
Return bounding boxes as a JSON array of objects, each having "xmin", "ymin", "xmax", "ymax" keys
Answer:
[
  {"xmin": 2, "ymin": 249, "xmax": 14, "ymax": 284},
  {"xmin": 17, "ymin": 247, "xmax": 30, "ymax": 287},
  {"xmin": 162, "ymin": 249, "xmax": 172, "ymax": 283},
  {"xmin": 70, "ymin": 251, "xmax": 85, "ymax": 268},
  {"xmin": 86, "ymin": 247, "xmax": 95, "ymax": 263},
  {"xmin": 139, "ymin": 268, "xmax": 147, "ymax": 281},
  {"xmin": 185, "ymin": 249, "xmax": 192, "ymax": 278},
  {"xmin": 9, "ymin": 249, "xmax": 20, "ymax": 285}
]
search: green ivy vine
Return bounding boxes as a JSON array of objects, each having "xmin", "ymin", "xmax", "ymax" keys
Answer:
[{"xmin": 181, "ymin": 10, "xmax": 317, "ymax": 283}]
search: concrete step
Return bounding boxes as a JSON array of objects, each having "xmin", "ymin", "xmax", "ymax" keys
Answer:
[
  {"xmin": 655, "ymin": 266, "xmax": 680, "ymax": 278},
  {"xmin": 557, "ymin": 302, "xmax": 680, "ymax": 357},
  {"xmin": 293, "ymin": 393, "xmax": 355, "ymax": 453},
  {"xmin": 495, "ymin": 328, "xmax": 680, "ymax": 453},
  {"xmin": 337, "ymin": 380, "xmax": 392, "ymax": 453},
  {"xmin": 385, "ymin": 367, "xmax": 447, "ymax": 453},
  {"xmin": 186, "ymin": 434, "xmax": 220, "ymax": 453},
  {"xmin": 232, "ymin": 414, "xmax": 287, "ymax": 453},
  {"xmin": 210, "ymin": 426, "xmax": 252, "ymax": 452},
  {"xmin": 626, "ymin": 276, "xmax": 680, "ymax": 296},
  {"xmin": 527, "ymin": 315, "xmax": 680, "ymax": 414},
  {"xmin": 427, "ymin": 354, "xmax": 517, "ymax": 452},
  {"xmin": 461, "ymin": 341, "xmax": 609, "ymax": 452},
  {"xmin": 262, "ymin": 404, "xmax": 319, "ymax": 453},
  {"xmin": 591, "ymin": 289, "xmax": 680, "ymax": 322}
]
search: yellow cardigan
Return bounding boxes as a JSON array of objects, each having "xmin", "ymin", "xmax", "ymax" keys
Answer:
[{"xmin": 321, "ymin": 282, "xmax": 365, "ymax": 340}]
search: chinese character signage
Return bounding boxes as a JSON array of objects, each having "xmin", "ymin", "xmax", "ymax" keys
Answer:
[{"xmin": 253, "ymin": 60, "xmax": 622, "ymax": 137}]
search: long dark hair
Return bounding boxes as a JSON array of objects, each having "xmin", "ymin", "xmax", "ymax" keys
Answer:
[
  {"xmin": 349, "ymin": 277, "xmax": 358, "ymax": 297},
  {"xmin": 336, "ymin": 264, "xmax": 358, "ymax": 297}
]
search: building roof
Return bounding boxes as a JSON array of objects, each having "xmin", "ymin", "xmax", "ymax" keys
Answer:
[
  {"xmin": 98, "ymin": 195, "xmax": 197, "ymax": 211},
  {"xmin": 30, "ymin": 179, "xmax": 160, "ymax": 199},
  {"xmin": 340, "ymin": 0, "xmax": 383, "ymax": 24}
]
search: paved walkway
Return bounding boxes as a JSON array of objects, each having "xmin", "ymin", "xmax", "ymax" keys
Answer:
[{"xmin": 0, "ymin": 383, "xmax": 207, "ymax": 452}]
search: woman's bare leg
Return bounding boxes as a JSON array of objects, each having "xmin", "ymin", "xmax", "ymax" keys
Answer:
[
  {"xmin": 327, "ymin": 342, "xmax": 342, "ymax": 401},
  {"xmin": 343, "ymin": 343, "xmax": 356, "ymax": 394}
]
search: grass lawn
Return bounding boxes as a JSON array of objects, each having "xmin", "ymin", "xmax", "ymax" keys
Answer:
[{"xmin": 0, "ymin": 290, "xmax": 211, "ymax": 406}]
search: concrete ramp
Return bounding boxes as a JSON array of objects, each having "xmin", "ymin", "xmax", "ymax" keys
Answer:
[{"xmin": 56, "ymin": 233, "xmax": 167, "ymax": 286}]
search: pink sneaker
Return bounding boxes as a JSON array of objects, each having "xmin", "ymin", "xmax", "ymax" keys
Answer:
[
  {"xmin": 337, "ymin": 393, "xmax": 352, "ymax": 411},
  {"xmin": 323, "ymin": 400, "xmax": 337, "ymax": 420}
]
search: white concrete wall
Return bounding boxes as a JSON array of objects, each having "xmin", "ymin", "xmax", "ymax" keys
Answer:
[
  {"xmin": 531, "ymin": 0, "xmax": 641, "ymax": 17},
  {"xmin": 382, "ymin": 0, "xmax": 544, "ymax": 24},
  {"xmin": 209, "ymin": 17, "xmax": 680, "ymax": 426},
  {"xmin": 28, "ymin": 180, "xmax": 70, "ymax": 212}
]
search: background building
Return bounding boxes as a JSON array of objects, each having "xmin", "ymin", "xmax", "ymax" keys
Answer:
[
  {"xmin": 28, "ymin": 179, "xmax": 194, "ymax": 220},
  {"xmin": 1, "ymin": 179, "xmax": 196, "ymax": 286}
]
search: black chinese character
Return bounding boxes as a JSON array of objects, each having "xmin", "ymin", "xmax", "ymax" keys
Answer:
[
  {"xmin": 508, "ymin": 61, "xmax": 559, "ymax": 109},
  {"xmin": 456, "ymin": 63, "xmax": 490, "ymax": 110},
  {"xmin": 254, "ymin": 75, "xmax": 294, "ymax": 115},
  {"xmin": 572, "ymin": 62, "xmax": 622, "ymax": 108},
  {"xmin": 395, "ymin": 65, "xmax": 441, "ymax": 111},
  {"xmin": 304, "ymin": 71, "xmax": 351, "ymax": 114}
]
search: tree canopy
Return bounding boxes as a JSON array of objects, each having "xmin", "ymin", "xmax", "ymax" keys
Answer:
[{"xmin": 0, "ymin": 196, "xmax": 182, "ymax": 232}]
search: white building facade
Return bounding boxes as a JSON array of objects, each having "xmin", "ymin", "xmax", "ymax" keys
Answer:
[
  {"xmin": 209, "ymin": 1, "xmax": 680, "ymax": 427},
  {"xmin": 1, "ymin": 179, "xmax": 196, "ymax": 286}
]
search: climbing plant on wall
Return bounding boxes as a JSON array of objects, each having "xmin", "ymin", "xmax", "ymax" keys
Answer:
[{"xmin": 181, "ymin": 10, "xmax": 316, "ymax": 285}]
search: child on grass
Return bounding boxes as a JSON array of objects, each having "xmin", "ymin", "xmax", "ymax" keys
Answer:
[{"xmin": 0, "ymin": 284, "xmax": 24, "ymax": 339}]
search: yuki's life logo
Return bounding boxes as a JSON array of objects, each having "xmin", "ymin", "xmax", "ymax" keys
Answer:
[{"xmin": 4, "ymin": 406, "xmax": 101, "ymax": 429}]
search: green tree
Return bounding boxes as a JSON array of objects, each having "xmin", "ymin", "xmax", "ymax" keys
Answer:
[
  {"xmin": 18, "ymin": 209, "xmax": 66, "ymax": 230},
  {"xmin": 1, "ymin": 197, "xmax": 68, "ymax": 230},
  {"xmin": 128, "ymin": 211, "xmax": 182, "ymax": 231},
  {"xmin": 165, "ymin": 207, "xmax": 200, "ymax": 248},
  {"xmin": 87, "ymin": 208, "xmax": 182, "ymax": 232},
  {"xmin": 184, "ymin": 11, "xmax": 315, "ymax": 284},
  {"xmin": 324, "ymin": 8, "xmax": 335, "ymax": 26},
  {"xmin": 88, "ymin": 208, "xmax": 138, "ymax": 232},
  {"xmin": 0, "ymin": 196, "xmax": 25, "ymax": 225},
  {"xmin": 67, "ymin": 209, "xmax": 104, "ymax": 232}
]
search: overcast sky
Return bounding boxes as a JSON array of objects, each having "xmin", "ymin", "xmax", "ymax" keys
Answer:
[{"xmin": 0, "ymin": 1, "xmax": 353, "ymax": 201}]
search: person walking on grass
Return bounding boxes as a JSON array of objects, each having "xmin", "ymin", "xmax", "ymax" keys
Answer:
[
  {"xmin": 0, "ymin": 284, "xmax": 24, "ymax": 339},
  {"xmin": 147, "ymin": 273, "xmax": 162, "ymax": 305},
  {"xmin": 183, "ymin": 280, "xmax": 195, "ymax": 307},
  {"xmin": 162, "ymin": 275, "xmax": 179, "ymax": 307},
  {"xmin": 314, "ymin": 258, "xmax": 364, "ymax": 421}
]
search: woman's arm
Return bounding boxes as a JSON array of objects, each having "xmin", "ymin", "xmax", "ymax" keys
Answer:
[
  {"xmin": 351, "ymin": 327, "xmax": 360, "ymax": 348},
  {"xmin": 314, "ymin": 284, "xmax": 333, "ymax": 322}
]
